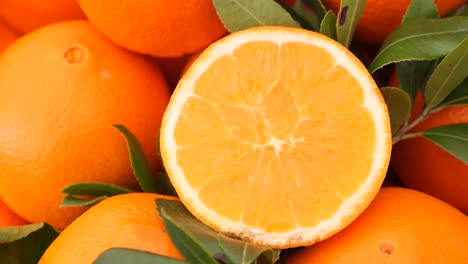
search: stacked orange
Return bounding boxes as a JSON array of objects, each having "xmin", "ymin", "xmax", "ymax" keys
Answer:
[
  {"xmin": 389, "ymin": 75, "xmax": 468, "ymax": 214},
  {"xmin": 0, "ymin": 1, "xmax": 466, "ymax": 263},
  {"xmin": 0, "ymin": 21, "xmax": 170, "ymax": 230},
  {"xmin": 0, "ymin": 0, "xmax": 85, "ymax": 33}
]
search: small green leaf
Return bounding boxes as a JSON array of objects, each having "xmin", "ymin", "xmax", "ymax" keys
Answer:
[
  {"xmin": 441, "ymin": 77, "xmax": 468, "ymax": 106},
  {"xmin": 401, "ymin": 0, "xmax": 439, "ymax": 23},
  {"xmin": 258, "ymin": 249, "xmax": 281, "ymax": 263},
  {"xmin": 335, "ymin": 0, "xmax": 367, "ymax": 48},
  {"xmin": 303, "ymin": 0, "xmax": 327, "ymax": 22},
  {"xmin": 94, "ymin": 248, "xmax": 186, "ymax": 264},
  {"xmin": 291, "ymin": 0, "xmax": 319, "ymax": 30},
  {"xmin": 424, "ymin": 36, "xmax": 468, "ymax": 108},
  {"xmin": 450, "ymin": 3, "xmax": 467, "ymax": 16},
  {"xmin": 156, "ymin": 199, "xmax": 219, "ymax": 264},
  {"xmin": 113, "ymin": 124, "xmax": 158, "ymax": 193},
  {"xmin": 395, "ymin": 61, "xmax": 433, "ymax": 103},
  {"xmin": 274, "ymin": 0, "xmax": 316, "ymax": 31},
  {"xmin": 60, "ymin": 182, "xmax": 133, "ymax": 208},
  {"xmin": 460, "ymin": 4, "xmax": 468, "ymax": 16},
  {"xmin": 320, "ymin": 11, "xmax": 337, "ymax": 40},
  {"xmin": 156, "ymin": 199, "xmax": 276, "ymax": 264},
  {"xmin": 62, "ymin": 182, "xmax": 134, "ymax": 197},
  {"xmin": 155, "ymin": 172, "xmax": 178, "ymax": 197},
  {"xmin": 423, "ymin": 123, "xmax": 468, "ymax": 164},
  {"xmin": 369, "ymin": 16, "xmax": 468, "ymax": 73},
  {"xmin": 218, "ymin": 236, "xmax": 280, "ymax": 264},
  {"xmin": 60, "ymin": 195, "xmax": 107, "ymax": 208},
  {"xmin": 394, "ymin": 0, "xmax": 440, "ymax": 103},
  {"xmin": 381, "ymin": 87, "xmax": 412, "ymax": 135},
  {"xmin": 0, "ymin": 223, "xmax": 59, "ymax": 264},
  {"xmin": 213, "ymin": 0, "xmax": 301, "ymax": 33}
]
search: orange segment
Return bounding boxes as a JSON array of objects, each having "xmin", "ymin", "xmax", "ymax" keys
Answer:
[{"xmin": 160, "ymin": 26, "xmax": 391, "ymax": 248}]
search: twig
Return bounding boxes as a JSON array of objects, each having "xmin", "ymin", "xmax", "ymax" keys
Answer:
[{"xmin": 392, "ymin": 105, "xmax": 441, "ymax": 145}]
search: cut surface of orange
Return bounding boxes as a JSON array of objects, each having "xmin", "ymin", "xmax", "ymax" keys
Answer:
[{"xmin": 160, "ymin": 26, "xmax": 391, "ymax": 248}]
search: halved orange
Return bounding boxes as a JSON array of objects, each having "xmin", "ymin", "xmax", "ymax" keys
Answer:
[{"xmin": 160, "ymin": 26, "xmax": 391, "ymax": 248}]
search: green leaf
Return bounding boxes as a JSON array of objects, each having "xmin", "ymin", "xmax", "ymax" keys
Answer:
[
  {"xmin": 60, "ymin": 195, "xmax": 108, "ymax": 208},
  {"xmin": 156, "ymin": 199, "xmax": 220, "ymax": 264},
  {"xmin": 290, "ymin": 0, "xmax": 319, "ymax": 30},
  {"xmin": 0, "ymin": 223, "xmax": 59, "ymax": 264},
  {"xmin": 218, "ymin": 236, "xmax": 280, "ymax": 264},
  {"xmin": 395, "ymin": 61, "xmax": 433, "ymax": 103},
  {"xmin": 424, "ymin": 36, "xmax": 468, "ymax": 108},
  {"xmin": 423, "ymin": 123, "xmax": 468, "ymax": 164},
  {"xmin": 155, "ymin": 172, "xmax": 178, "ymax": 197},
  {"xmin": 113, "ymin": 124, "xmax": 158, "ymax": 193},
  {"xmin": 401, "ymin": 0, "xmax": 439, "ymax": 23},
  {"xmin": 394, "ymin": 0, "xmax": 440, "ymax": 103},
  {"xmin": 381, "ymin": 87, "xmax": 412, "ymax": 135},
  {"xmin": 274, "ymin": 0, "xmax": 316, "ymax": 31},
  {"xmin": 94, "ymin": 248, "xmax": 186, "ymax": 264},
  {"xmin": 320, "ymin": 11, "xmax": 337, "ymax": 40},
  {"xmin": 213, "ymin": 0, "xmax": 301, "ymax": 33},
  {"xmin": 369, "ymin": 16, "xmax": 468, "ymax": 73},
  {"xmin": 257, "ymin": 249, "xmax": 281, "ymax": 264},
  {"xmin": 156, "ymin": 199, "xmax": 276, "ymax": 264},
  {"xmin": 335, "ymin": 0, "xmax": 366, "ymax": 48},
  {"xmin": 441, "ymin": 77, "xmax": 468, "ymax": 106},
  {"xmin": 303, "ymin": 0, "xmax": 327, "ymax": 22},
  {"xmin": 62, "ymin": 182, "xmax": 134, "ymax": 197},
  {"xmin": 60, "ymin": 182, "xmax": 133, "ymax": 208},
  {"xmin": 449, "ymin": 3, "xmax": 467, "ymax": 16},
  {"xmin": 460, "ymin": 4, "xmax": 468, "ymax": 16}
]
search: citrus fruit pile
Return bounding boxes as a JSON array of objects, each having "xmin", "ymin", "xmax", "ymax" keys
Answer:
[{"xmin": 0, "ymin": 1, "xmax": 467, "ymax": 263}]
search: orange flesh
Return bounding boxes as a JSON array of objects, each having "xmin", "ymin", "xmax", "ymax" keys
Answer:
[{"xmin": 173, "ymin": 41, "xmax": 376, "ymax": 232}]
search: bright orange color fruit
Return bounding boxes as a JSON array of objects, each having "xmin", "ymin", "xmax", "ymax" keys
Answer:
[
  {"xmin": 0, "ymin": 0, "xmax": 85, "ymax": 33},
  {"xmin": 0, "ymin": 19, "xmax": 18, "ymax": 53},
  {"xmin": 160, "ymin": 26, "xmax": 392, "ymax": 248},
  {"xmin": 321, "ymin": 0, "xmax": 465, "ymax": 43},
  {"xmin": 39, "ymin": 193, "xmax": 183, "ymax": 264},
  {"xmin": 77, "ymin": 0, "xmax": 227, "ymax": 58},
  {"xmin": 284, "ymin": 187, "xmax": 468, "ymax": 263},
  {"xmin": 0, "ymin": 199, "xmax": 28, "ymax": 226},
  {"xmin": 0, "ymin": 20, "xmax": 170, "ymax": 230},
  {"xmin": 389, "ymin": 75, "xmax": 468, "ymax": 215}
]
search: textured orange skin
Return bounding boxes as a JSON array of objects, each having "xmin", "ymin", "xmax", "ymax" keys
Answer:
[
  {"xmin": 0, "ymin": 199, "xmax": 28, "ymax": 226},
  {"xmin": 322, "ymin": 0, "xmax": 465, "ymax": 43},
  {"xmin": 0, "ymin": 0, "xmax": 85, "ymax": 33},
  {"xmin": 389, "ymin": 74, "xmax": 468, "ymax": 214},
  {"xmin": 0, "ymin": 21, "xmax": 170, "ymax": 230},
  {"xmin": 77, "ymin": 0, "xmax": 227, "ymax": 58},
  {"xmin": 284, "ymin": 187, "xmax": 468, "ymax": 263},
  {"xmin": 39, "ymin": 193, "xmax": 184, "ymax": 264},
  {"xmin": 0, "ymin": 19, "xmax": 18, "ymax": 53}
]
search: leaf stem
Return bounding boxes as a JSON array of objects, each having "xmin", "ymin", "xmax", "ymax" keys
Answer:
[{"xmin": 392, "ymin": 105, "xmax": 438, "ymax": 144}]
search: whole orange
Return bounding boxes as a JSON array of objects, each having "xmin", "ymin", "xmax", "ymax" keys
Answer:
[
  {"xmin": 77, "ymin": 0, "xmax": 227, "ymax": 58},
  {"xmin": 0, "ymin": 20, "xmax": 170, "ymax": 230},
  {"xmin": 0, "ymin": 19, "xmax": 18, "ymax": 53},
  {"xmin": 283, "ymin": 187, "xmax": 468, "ymax": 263},
  {"xmin": 0, "ymin": 199, "xmax": 28, "ymax": 226},
  {"xmin": 39, "ymin": 193, "xmax": 183, "ymax": 264},
  {"xmin": 0, "ymin": 0, "xmax": 85, "ymax": 33},
  {"xmin": 321, "ymin": 0, "xmax": 465, "ymax": 43},
  {"xmin": 389, "ymin": 75, "xmax": 468, "ymax": 214}
]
